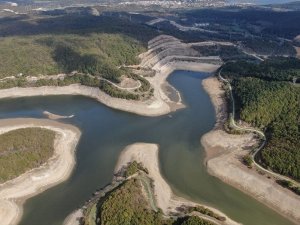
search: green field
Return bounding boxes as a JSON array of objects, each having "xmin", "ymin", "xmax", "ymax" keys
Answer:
[{"xmin": 0, "ymin": 128, "xmax": 56, "ymax": 183}]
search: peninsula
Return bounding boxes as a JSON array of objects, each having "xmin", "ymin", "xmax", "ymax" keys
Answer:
[
  {"xmin": 64, "ymin": 143, "xmax": 240, "ymax": 225},
  {"xmin": 0, "ymin": 118, "xmax": 81, "ymax": 225}
]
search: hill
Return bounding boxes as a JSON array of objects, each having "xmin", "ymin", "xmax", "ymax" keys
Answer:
[
  {"xmin": 222, "ymin": 58, "xmax": 300, "ymax": 180},
  {"xmin": 0, "ymin": 13, "xmax": 157, "ymax": 81}
]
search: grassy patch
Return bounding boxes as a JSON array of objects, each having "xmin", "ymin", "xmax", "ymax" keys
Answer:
[
  {"xmin": 242, "ymin": 155, "xmax": 253, "ymax": 168},
  {"xmin": 276, "ymin": 180, "xmax": 300, "ymax": 196},
  {"xmin": 125, "ymin": 161, "xmax": 149, "ymax": 178},
  {"xmin": 185, "ymin": 206, "xmax": 225, "ymax": 222}
]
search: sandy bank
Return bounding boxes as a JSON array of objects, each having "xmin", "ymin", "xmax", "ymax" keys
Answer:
[
  {"xmin": 63, "ymin": 209, "xmax": 83, "ymax": 225},
  {"xmin": 0, "ymin": 84, "xmax": 170, "ymax": 117},
  {"xmin": 114, "ymin": 143, "xmax": 240, "ymax": 225},
  {"xmin": 0, "ymin": 118, "xmax": 81, "ymax": 225},
  {"xmin": 43, "ymin": 111, "xmax": 74, "ymax": 120},
  {"xmin": 201, "ymin": 77, "xmax": 300, "ymax": 224}
]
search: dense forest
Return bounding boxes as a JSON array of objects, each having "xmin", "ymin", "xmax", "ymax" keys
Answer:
[
  {"xmin": 223, "ymin": 57, "xmax": 300, "ymax": 82},
  {"xmin": 183, "ymin": 8, "xmax": 300, "ymax": 39},
  {"xmin": 97, "ymin": 178, "xmax": 215, "ymax": 225},
  {"xmin": 0, "ymin": 128, "xmax": 55, "ymax": 183},
  {"xmin": 0, "ymin": 13, "xmax": 158, "ymax": 101},
  {"xmin": 99, "ymin": 178, "xmax": 171, "ymax": 225},
  {"xmin": 0, "ymin": 33, "xmax": 145, "ymax": 82},
  {"xmin": 0, "ymin": 11, "xmax": 160, "ymax": 83},
  {"xmin": 242, "ymin": 38, "xmax": 296, "ymax": 56},
  {"xmin": 222, "ymin": 58, "xmax": 300, "ymax": 180}
]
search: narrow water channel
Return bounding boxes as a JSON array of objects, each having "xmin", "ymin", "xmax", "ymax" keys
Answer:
[{"xmin": 0, "ymin": 71, "xmax": 294, "ymax": 225}]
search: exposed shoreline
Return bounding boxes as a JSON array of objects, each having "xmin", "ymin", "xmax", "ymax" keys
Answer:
[
  {"xmin": 0, "ymin": 118, "xmax": 81, "ymax": 225},
  {"xmin": 114, "ymin": 143, "xmax": 241, "ymax": 225},
  {"xmin": 0, "ymin": 35, "xmax": 220, "ymax": 117},
  {"xmin": 201, "ymin": 77, "xmax": 300, "ymax": 224},
  {"xmin": 0, "ymin": 62, "xmax": 219, "ymax": 117},
  {"xmin": 63, "ymin": 209, "xmax": 83, "ymax": 225}
]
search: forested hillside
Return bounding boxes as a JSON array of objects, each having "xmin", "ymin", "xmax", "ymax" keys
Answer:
[
  {"xmin": 222, "ymin": 58, "xmax": 300, "ymax": 180},
  {"xmin": 0, "ymin": 13, "xmax": 157, "ymax": 81},
  {"xmin": 0, "ymin": 33, "xmax": 144, "ymax": 81},
  {"xmin": 222, "ymin": 57, "xmax": 300, "ymax": 82}
]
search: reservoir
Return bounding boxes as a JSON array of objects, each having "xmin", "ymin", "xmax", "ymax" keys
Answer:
[{"xmin": 0, "ymin": 71, "xmax": 294, "ymax": 225}]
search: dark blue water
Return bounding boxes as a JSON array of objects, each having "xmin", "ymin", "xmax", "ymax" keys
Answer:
[{"xmin": 0, "ymin": 71, "xmax": 294, "ymax": 225}]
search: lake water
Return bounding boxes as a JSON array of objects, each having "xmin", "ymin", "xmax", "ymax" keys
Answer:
[{"xmin": 0, "ymin": 71, "xmax": 294, "ymax": 225}]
